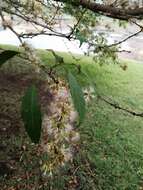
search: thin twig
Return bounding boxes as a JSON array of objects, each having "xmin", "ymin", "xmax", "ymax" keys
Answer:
[{"xmin": 98, "ymin": 95, "xmax": 143, "ymax": 117}]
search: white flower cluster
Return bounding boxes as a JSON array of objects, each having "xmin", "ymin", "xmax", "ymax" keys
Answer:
[
  {"xmin": 41, "ymin": 79, "xmax": 80, "ymax": 175},
  {"xmin": 21, "ymin": 43, "xmax": 81, "ymax": 175},
  {"xmin": 21, "ymin": 0, "xmax": 43, "ymax": 15},
  {"xmin": 21, "ymin": 42, "xmax": 41, "ymax": 73},
  {"xmin": 83, "ymin": 86, "xmax": 95, "ymax": 103}
]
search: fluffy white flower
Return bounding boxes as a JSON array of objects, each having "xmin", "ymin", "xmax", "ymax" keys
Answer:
[
  {"xmin": 61, "ymin": 147, "xmax": 73, "ymax": 162},
  {"xmin": 64, "ymin": 123, "xmax": 73, "ymax": 133},
  {"xmin": 70, "ymin": 132, "xmax": 80, "ymax": 143},
  {"xmin": 43, "ymin": 116, "xmax": 53, "ymax": 134},
  {"xmin": 69, "ymin": 111, "xmax": 78, "ymax": 124},
  {"xmin": 83, "ymin": 86, "xmax": 95, "ymax": 102},
  {"xmin": 41, "ymin": 79, "xmax": 80, "ymax": 171}
]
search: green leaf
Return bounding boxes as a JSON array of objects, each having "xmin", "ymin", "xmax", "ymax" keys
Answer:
[
  {"xmin": 68, "ymin": 72, "xmax": 86, "ymax": 124},
  {"xmin": 48, "ymin": 49, "xmax": 64, "ymax": 63},
  {"xmin": 0, "ymin": 50, "xmax": 19, "ymax": 67},
  {"xmin": 74, "ymin": 29, "xmax": 86, "ymax": 47},
  {"xmin": 78, "ymin": 35, "xmax": 86, "ymax": 47},
  {"xmin": 21, "ymin": 85, "xmax": 42, "ymax": 144}
]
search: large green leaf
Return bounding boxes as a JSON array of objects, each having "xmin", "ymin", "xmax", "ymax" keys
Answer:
[
  {"xmin": 21, "ymin": 85, "xmax": 42, "ymax": 144},
  {"xmin": 0, "ymin": 50, "xmax": 19, "ymax": 66},
  {"xmin": 68, "ymin": 72, "xmax": 86, "ymax": 124}
]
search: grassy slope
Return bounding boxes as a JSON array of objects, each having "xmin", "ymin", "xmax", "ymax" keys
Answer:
[
  {"xmin": 80, "ymin": 62, "xmax": 143, "ymax": 190},
  {"xmin": 1, "ymin": 45, "xmax": 143, "ymax": 189}
]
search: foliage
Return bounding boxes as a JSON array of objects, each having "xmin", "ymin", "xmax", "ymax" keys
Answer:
[
  {"xmin": 68, "ymin": 72, "xmax": 85, "ymax": 124},
  {"xmin": 21, "ymin": 85, "xmax": 42, "ymax": 144},
  {"xmin": 1, "ymin": 47, "xmax": 143, "ymax": 189},
  {"xmin": 0, "ymin": 50, "xmax": 19, "ymax": 66},
  {"xmin": 0, "ymin": 45, "xmax": 86, "ymax": 175},
  {"xmin": 1, "ymin": 0, "xmax": 143, "ymax": 188}
]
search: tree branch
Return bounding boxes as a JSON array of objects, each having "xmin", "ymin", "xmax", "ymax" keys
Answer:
[
  {"xmin": 98, "ymin": 95, "xmax": 143, "ymax": 117},
  {"xmin": 54, "ymin": 0, "xmax": 143, "ymax": 20}
]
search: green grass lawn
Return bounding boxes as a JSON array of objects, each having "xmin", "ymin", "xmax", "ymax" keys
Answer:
[{"xmin": 1, "ymin": 45, "xmax": 143, "ymax": 189}]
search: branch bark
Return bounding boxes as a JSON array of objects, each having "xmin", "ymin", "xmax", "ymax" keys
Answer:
[
  {"xmin": 98, "ymin": 95, "xmax": 143, "ymax": 117},
  {"xmin": 54, "ymin": 0, "xmax": 143, "ymax": 20}
]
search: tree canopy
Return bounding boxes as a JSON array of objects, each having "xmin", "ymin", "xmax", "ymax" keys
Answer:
[{"xmin": 1, "ymin": 0, "xmax": 143, "ymax": 58}]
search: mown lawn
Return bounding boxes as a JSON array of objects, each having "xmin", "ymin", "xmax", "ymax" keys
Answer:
[{"xmin": 1, "ymin": 45, "xmax": 143, "ymax": 189}]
